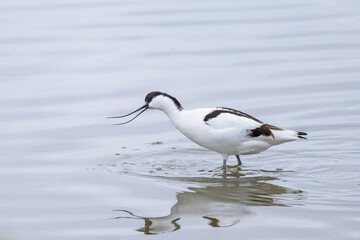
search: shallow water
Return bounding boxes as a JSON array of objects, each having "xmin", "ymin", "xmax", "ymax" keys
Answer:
[{"xmin": 1, "ymin": 0, "xmax": 360, "ymax": 239}]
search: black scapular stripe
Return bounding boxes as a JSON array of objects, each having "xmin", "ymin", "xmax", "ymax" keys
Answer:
[{"xmin": 204, "ymin": 107, "xmax": 263, "ymax": 123}]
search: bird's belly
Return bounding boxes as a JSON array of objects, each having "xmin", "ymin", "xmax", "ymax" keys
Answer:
[
  {"xmin": 177, "ymin": 124, "xmax": 271, "ymax": 155},
  {"xmin": 190, "ymin": 136, "xmax": 270, "ymax": 155},
  {"xmin": 237, "ymin": 140, "xmax": 272, "ymax": 155}
]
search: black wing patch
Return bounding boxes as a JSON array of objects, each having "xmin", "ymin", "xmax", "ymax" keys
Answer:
[
  {"xmin": 204, "ymin": 107, "xmax": 263, "ymax": 123},
  {"xmin": 250, "ymin": 124, "xmax": 284, "ymax": 139}
]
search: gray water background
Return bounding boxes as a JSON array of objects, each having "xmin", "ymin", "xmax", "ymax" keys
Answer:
[{"xmin": 1, "ymin": 0, "xmax": 360, "ymax": 239}]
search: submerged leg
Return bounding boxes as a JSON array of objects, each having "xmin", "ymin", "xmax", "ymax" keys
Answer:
[
  {"xmin": 222, "ymin": 154, "xmax": 229, "ymax": 169},
  {"xmin": 236, "ymin": 155, "xmax": 242, "ymax": 166}
]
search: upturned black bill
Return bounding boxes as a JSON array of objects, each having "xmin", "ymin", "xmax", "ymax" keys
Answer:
[{"xmin": 108, "ymin": 104, "xmax": 148, "ymax": 125}]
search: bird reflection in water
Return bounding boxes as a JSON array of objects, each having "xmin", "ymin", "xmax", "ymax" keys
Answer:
[{"xmin": 113, "ymin": 173, "xmax": 304, "ymax": 235}]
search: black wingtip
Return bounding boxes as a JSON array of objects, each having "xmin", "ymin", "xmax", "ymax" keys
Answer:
[
  {"xmin": 297, "ymin": 131, "xmax": 307, "ymax": 136},
  {"xmin": 297, "ymin": 131, "xmax": 308, "ymax": 140}
]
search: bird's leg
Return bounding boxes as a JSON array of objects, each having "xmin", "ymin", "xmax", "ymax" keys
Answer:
[
  {"xmin": 236, "ymin": 155, "xmax": 242, "ymax": 166},
  {"xmin": 222, "ymin": 154, "xmax": 229, "ymax": 169}
]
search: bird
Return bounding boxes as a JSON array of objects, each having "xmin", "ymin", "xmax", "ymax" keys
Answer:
[{"xmin": 109, "ymin": 91, "xmax": 307, "ymax": 169}]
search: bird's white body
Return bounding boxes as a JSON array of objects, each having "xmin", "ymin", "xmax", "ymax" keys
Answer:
[
  {"xmin": 111, "ymin": 91, "xmax": 307, "ymax": 167},
  {"xmin": 162, "ymin": 106, "xmax": 298, "ymax": 156}
]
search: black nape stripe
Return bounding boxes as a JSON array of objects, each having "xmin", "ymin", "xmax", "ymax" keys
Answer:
[
  {"xmin": 204, "ymin": 107, "xmax": 263, "ymax": 123},
  {"xmin": 145, "ymin": 91, "xmax": 183, "ymax": 110}
]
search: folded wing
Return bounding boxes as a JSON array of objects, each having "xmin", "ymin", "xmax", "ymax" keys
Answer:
[{"xmin": 204, "ymin": 107, "xmax": 262, "ymax": 131}]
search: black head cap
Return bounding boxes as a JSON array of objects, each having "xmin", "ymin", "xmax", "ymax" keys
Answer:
[{"xmin": 145, "ymin": 91, "xmax": 183, "ymax": 110}]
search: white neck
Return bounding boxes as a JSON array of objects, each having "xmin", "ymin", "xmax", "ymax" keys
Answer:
[
  {"xmin": 158, "ymin": 102, "xmax": 182, "ymax": 122},
  {"xmin": 149, "ymin": 95, "xmax": 185, "ymax": 128}
]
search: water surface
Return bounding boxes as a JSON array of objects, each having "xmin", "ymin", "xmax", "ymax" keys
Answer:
[{"xmin": 1, "ymin": 0, "xmax": 360, "ymax": 239}]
